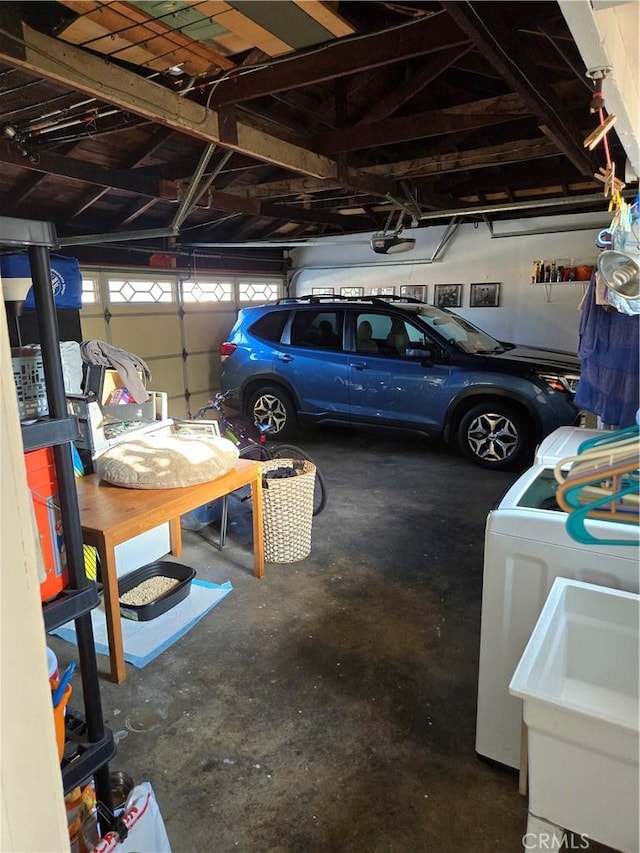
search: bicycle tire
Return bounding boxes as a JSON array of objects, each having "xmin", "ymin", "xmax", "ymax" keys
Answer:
[
  {"xmin": 238, "ymin": 443, "xmax": 270, "ymax": 462},
  {"xmin": 269, "ymin": 444, "xmax": 327, "ymax": 516}
]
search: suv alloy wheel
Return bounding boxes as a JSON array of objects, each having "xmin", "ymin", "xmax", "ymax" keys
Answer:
[
  {"xmin": 457, "ymin": 402, "xmax": 530, "ymax": 470},
  {"xmin": 248, "ymin": 385, "xmax": 296, "ymax": 439}
]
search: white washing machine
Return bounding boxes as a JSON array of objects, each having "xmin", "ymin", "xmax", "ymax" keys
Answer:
[
  {"xmin": 534, "ymin": 425, "xmax": 605, "ymax": 469},
  {"xmin": 475, "ymin": 462, "xmax": 639, "ymax": 769}
]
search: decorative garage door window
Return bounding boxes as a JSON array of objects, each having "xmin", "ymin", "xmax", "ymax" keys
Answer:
[
  {"xmin": 108, "ymin": 278, "xmax": 174, "ymax": 303},
  {"xmin": 82, "ymin": 277, "xmax": 98, "ymax": 304},
  {"xmin": 180, "ymin": 279, "xmax": 233, "ymax": 302},
  {"xmin": 238, "ymin": 278, "xmax": 279, "ymax": 302}
]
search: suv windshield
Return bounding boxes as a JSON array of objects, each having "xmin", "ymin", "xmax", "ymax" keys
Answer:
[{"xmin": 412, "ymin": 304, "xmax": 505, "ymax": 355}]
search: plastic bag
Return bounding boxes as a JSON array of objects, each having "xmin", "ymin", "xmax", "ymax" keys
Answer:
[{"xmin": 89, "ymin": 782, "xmax": 171, "ymax": 853}]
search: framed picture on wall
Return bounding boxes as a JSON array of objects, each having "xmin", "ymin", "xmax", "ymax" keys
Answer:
[
  {"xmin": 312, "ymin": 287, "xmax": 334, "ymax": 295},
  {"xmin": 433, "ymin": 284, "xmax": 463, "ymax": 308},
  {"xmin": 340, "ymin": 286, "xmax": 364, "ymax": 297},
  {"xmin": 371, "ymin": 286, "xmax": 396, "ymax": 296},
  {"xmin": 470, "ymin": 282, "xmax": 500, "ymax": 307},
  {"xmin": 400, "ymin": 285, "xmax": 427, "ymax": 301}
]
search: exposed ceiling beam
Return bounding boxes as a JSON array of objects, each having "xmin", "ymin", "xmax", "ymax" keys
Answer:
[
  {"xmin": 0, "ymin": 146, "xmax": 175, "ymax": 199},
  {"xmin": 67, "ymin": 127, "xmax": 176, "ymax": 220},
  {"xmin": 0, "ymin": 19, "xmax": 393, "ymax": 199},
  {"xmin": 220, "ymin": 137, "xmax": 567, "ymax": 199},
  {"xmin": 443, "ymin": 2, "xmax": 593, "ymax": 174},
  {"xmin": 369, "ymin": 137, "xmax": 564, "ymax": 180},
  {"xmin": 207, "ymin": 192, "xmax": 373, "ymax": 229},
  {"xmin": 311, "ymin": 90, "xmax": 532, "ymax": 154},
  {"xmin": 357, "ymin": 44, "xmax": 474, "ymax": 125},
  {"xmin": 119, "ymin": 198, "xmax": 161, "ymax": 226},
  {"xmin": 205, "ymin": 12, "xmax": 471, "ymax": 106}
]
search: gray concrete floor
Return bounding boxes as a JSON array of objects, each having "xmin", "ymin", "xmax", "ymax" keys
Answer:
[{"xmin": 52, "ymin": 429, "xmax": 614, "ymax": 852}]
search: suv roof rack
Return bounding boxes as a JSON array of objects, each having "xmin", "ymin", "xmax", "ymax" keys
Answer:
[{"xmin": 276, "ymin": 294, "xmax": 425, "ymax": 306}]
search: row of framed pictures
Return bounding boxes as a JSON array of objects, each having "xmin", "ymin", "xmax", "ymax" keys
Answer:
[{"xmin": 311, "ymin": 283, "xmax": 501, "ymax": 308}]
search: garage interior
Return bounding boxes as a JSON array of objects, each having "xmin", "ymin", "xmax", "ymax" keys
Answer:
[{"xmin": 0, "ymin": 1, "xmax": 639, "ymax": 851}]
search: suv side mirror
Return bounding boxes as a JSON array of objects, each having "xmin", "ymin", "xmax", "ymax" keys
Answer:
[{"xmin": 406, "ymin": 342, "xmax": 442, "ymax": 363}]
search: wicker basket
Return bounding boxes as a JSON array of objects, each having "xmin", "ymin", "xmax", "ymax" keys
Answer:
[{"xmin": 261, "ymin": 458, "xmax": 316, "ymax": 563}]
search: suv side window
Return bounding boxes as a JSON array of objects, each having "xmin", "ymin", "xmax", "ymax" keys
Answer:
[
  {"xmin": 250, "ymin": 310, "xmax": 289, "ymax": 343},
  {"xmin": 354, "ymin": 312, "xmax": 425, "ymax": 357},
  {"xmin": 290, "ymin": 310, "xmax": 343, "ymax": 350}
]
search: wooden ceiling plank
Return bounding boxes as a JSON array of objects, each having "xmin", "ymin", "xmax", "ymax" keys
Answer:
[
  {"xmin": 191, "ymin": 1, "xmax": 234, "ymax": 16},
  {"xmin": 105, "ymin": 1, "xmax": 235, "ymax": 67},
  {"xmin": 56, "ymin": 15, "xmax": 127, "ymax": 47},
  {"xmin": 58, "ymin": 0, "xmax": 235, "ymax": 71},
  {"xmin": 443, "ymin": 2, "xmax": 592, "ymax": 175},
  {"xmin": 212, "ymin": 9, "xmax": 293, "ymax": 56},
  {"xmin": 56, "ymin": 1, "xmax": 217, "ymax": 75},
  {"xmin": 56, "ymin": 0, "xmax": 101, "ymax": 16},
  {"xmin": 203, "ymin": 31, "xmax": 251, "ymax": 55},
  {"xmin": 0, "ymin": 22, "xmax": 366, "ymax": 188},
  {"xmin": 290, "ymin": 1, "xmax": 355, "ymax": 38},
  {"xmin": 206, "ymin": 13, "xmax": 471, "ymax": 105},
  {"xmin": 185, "ymin": 0, "xmax": 253, "ymax": 54}
]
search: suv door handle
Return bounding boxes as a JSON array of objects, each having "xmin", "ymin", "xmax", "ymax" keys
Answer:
[
  {"xmin": 350, "ymin": 360, "xmax": 368, "ymax": 370},
  {"xmin": 277, "ymin": 353, "xmax": 293, "ymax": 363}
]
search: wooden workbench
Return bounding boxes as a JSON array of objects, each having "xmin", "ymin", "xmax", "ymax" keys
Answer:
[{"xmin": 75, "ymin": 459, "xmax": 264, "ymax": 683}]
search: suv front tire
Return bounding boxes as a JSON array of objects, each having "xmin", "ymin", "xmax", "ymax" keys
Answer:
[{"xmin": 456, "ymin": 401, "xmax": 531, "ymax": 470}]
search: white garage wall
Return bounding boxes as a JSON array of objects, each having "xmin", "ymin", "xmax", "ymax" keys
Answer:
[{"xmin": 290, "ymin": 211, "xmax": 611, "ymax": 352}]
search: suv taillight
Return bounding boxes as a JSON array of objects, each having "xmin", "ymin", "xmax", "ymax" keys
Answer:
[{"xmin": 220, "ymin": 342, "xmax": 237, "ymax": 358}]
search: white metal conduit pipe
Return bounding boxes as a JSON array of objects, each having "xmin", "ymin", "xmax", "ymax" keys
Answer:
[{"xmin": 287, "ymin": 218, "xmax": 460, "ymax": 296}]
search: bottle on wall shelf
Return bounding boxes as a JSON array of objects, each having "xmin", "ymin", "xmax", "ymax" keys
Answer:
[{"xmin": 530, "ymin": 258, "xmax": 597, "ymax": 285}]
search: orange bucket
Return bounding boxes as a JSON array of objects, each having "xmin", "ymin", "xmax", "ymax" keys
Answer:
[{"xmin": 25, "ymin": 448, "xmax": 70, "ymax": 601}]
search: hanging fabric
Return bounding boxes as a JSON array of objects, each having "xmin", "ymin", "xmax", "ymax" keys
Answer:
[{"xmin": 575, "ymin": 272, "xmax": 640, "ymax": 428}]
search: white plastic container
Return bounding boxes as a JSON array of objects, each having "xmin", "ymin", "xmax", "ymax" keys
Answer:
[
  {"xmin": 46, "ymin": 646, "xmax": 59, "ymax": 684},
  {"xmin": 510, "ymin": 578, "xmax": 639, "ymax": 853}
]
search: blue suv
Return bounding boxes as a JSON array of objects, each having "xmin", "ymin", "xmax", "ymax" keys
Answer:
[{"xmin": 220, "ymin": 296, "xmax": 581, "ymax": 469}]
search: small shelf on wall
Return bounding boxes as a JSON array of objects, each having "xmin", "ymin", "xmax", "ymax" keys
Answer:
[
  {"xmin": 530, "ymin": 259, "xmax": 594, "ymax": 302},
  {"xmin": 531, "ymin": 281, "xmax": 590, "ymax": 302}
]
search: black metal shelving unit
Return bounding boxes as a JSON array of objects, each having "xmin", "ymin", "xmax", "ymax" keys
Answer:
[{"xmin": 2, "ymin": 215, "xmax": 116, "ymax": 814}]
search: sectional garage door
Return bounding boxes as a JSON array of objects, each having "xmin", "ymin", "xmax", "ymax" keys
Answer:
[{"xmin": 79, "ymin": 269, "xmax": 282, "ymax": 418}]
